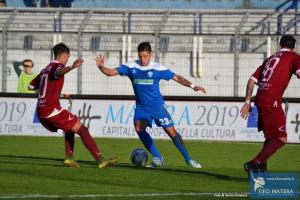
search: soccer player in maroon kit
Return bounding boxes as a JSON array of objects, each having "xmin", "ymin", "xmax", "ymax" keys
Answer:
[
  {"xmin": 29, "ymin": 43, "xmax": 119, "ymax": 168},
  {"xmin": 240, "ymin": 35, "xmax": 300, "ymax": 178}
]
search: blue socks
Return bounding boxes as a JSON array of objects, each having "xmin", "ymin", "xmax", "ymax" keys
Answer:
[
  {"xmin": 172, "ymin": 133, "xmax": 191, "ymax": 162},
  {"xmin": 138, "ymin": 131, "xmax": 191, "ymax": 162},
  {"xmin": 138, "ymin": 131, "xmax": 162, "ymax": 159}
]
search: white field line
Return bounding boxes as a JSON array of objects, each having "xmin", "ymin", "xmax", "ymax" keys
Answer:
[{"xmin": 0, "ymin": 192, "xmax": 250, "ymax": 199}]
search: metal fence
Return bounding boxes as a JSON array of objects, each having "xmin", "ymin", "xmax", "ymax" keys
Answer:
[{"xmin": 1, "ymin": 8, "xmax": 300, "ymax": 97}]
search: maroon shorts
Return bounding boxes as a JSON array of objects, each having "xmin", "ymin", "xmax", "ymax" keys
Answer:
[
  {"xmin": 39, "ymin": 109, "xmax": 78, "ymax": 133},
  {"xmin": 257, "ymin": 106, "xmax": 287, "ymax": 139}
]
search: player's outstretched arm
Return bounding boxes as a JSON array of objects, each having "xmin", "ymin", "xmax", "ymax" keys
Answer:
[
  {"xmin": 56, "ymin": 59, "xmax": 84, "ymax": 77},
  {"xmin": 95, "ymin": 54, "xmax": 119, "ymax": 76},
  {"xmin": 28, "ymin": 74, "xmax": 40, "ymax": 90},
  {"xmin": 172, "ymin": 74, "xmax": 206, "ymax": 93},
  {"xmin": 240, "ymin": 78, "xmax": 255, "ymax": 119}
]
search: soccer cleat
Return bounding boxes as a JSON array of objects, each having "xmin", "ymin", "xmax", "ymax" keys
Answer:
[
  {"xmin": 244, "ymin": 161, "xmax": 265, "ymax": 180},
  {"xmin": 261, "ymin": 162, "xmax": 268, "ymax": 172},
  {"xmin": 98, "ymin": 156, "xmax": 120, "ymax": 169},
  {"xmin": 187, "ymin": 160, "xmax": 202, "ymax": 169},
  {"xmin": 64, "ymin": 159, "xmax": 80, "ymax": 168},
  {"xmin": 244, "ymin": 161, "xmax": 257, "ymax": 181},
  {"xmin": 146, "ymin": 157, "xmax": 165, "ymax": 168}
]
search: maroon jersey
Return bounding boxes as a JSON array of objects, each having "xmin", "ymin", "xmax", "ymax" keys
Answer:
[
  {"xmin": 251, "ymin": 49, "xmax": 300, "ymax": 107},
  {"xmin": 29, "ymin": 60, "xmax": 65, "ymax": 118}
]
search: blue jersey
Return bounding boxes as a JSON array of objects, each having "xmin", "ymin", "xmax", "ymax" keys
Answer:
[{"xmin": 117, "ymin": 60, "xmax": 175, "ymax": 107}]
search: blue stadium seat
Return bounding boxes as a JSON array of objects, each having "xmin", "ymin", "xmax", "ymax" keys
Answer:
[
  {"xmin": 5, "ymin": 0, "xmax": 291, "ymax": 9},
  {"xmin": 6, "ymin": 0, "xmax": 73, "ymax": 8}
]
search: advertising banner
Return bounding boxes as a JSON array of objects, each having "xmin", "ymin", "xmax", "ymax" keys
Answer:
[
  {"xmin": 69, "ymin": 99, "xmax": 264, "ymax": 142},
  {"xmin": 0, "ymin": 97, "xmax": 298, "ymax": 143},
  {"xmin": 0, "ymin": 97, "xmax": 67, "ymax": 136},
  {"xmin": 286, "ymin": 103, "xmax": 300, "ymax": 143}
]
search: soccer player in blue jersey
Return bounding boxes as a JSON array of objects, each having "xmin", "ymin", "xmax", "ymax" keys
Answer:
[{"xmin": 95, "ymin": 42, "xmax": 206, "ymax": 168}]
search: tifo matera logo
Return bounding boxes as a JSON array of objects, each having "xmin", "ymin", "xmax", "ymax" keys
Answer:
[{"xmin": 254, "ymin": 177, "xmax": 265, "ymax": 192}]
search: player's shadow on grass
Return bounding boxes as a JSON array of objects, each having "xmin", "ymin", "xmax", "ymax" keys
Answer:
[
  {"xmin": 0, "ymin": 154, "xmax": 68, "ymax": 167},
  {"xmin": 0, "ymin": 155, "xmax": 175, "ymax": 190},
  {"xmin": 117, "ymin": 163, "xmax": 248, "ymax": 183},
  {"xmin": 0, "ymin": 154, "xmax": 123, "ymax": 169},
  {"xmin": 0, "ymin": 154, "xmax": 111, "ymax": 168},
  {"xmin": 0, "ymin": 155, "xmax": 248, "ymax": 183}
]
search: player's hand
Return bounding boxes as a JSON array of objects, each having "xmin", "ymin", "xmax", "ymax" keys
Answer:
[
  {"xmin": 95, "ymin": 54, "xmax": 105, "ymax": 67},
  {"xmin": 240, "ymin": 103, "xmax": 251, "ymax": 119},
  {"xmin": 61, "ymin": 93, "xmax": 70, "ymax": 98},
  {"xmin": 72, "ymin": 59, "xmax": 84, "ymax": 68},
  {"xmin": 193, "ymin": 86, "xmax": 206, "ymax": 93}
]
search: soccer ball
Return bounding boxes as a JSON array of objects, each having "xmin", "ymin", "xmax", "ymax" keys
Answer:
[{"xmin": 131, "ymin": 148, "xmax": 148, "ymax": 167}]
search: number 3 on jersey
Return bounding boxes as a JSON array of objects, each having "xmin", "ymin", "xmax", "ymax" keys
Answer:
[
  {"xmin": 262, "ymin": 57, "xmax": 280, "ymax": 82},
  {"xmin": 159, "ymin": 117, "xmax": 171, "ymax": 126}
]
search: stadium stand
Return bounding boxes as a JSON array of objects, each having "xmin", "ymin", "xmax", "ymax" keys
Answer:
[
  {"xmin": 0, "ymin": 1, "xmax": 300, "ymax": 97},
  {"xmin": 4, "ymin": 0, "xmax": 296, "ymax": 9}
]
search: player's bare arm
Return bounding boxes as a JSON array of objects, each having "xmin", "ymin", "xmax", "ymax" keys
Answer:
[
  {"xmin": 95, "ymin": 54, "xmax": 119, "ymax": 76},
  {"xmin": 172, "ymin": 74, "xmax": 206, "ymax": 93},
  {"xmin": 56, "ymin": 58, "xmax": 84, "ymax": 77},
  {"xmin": 28, "ymin": 75, "xmax": 40, "ymax": 90},
  {"xmin": 240, "ymin": 78, "xmax": 255, "ymax": 119}
]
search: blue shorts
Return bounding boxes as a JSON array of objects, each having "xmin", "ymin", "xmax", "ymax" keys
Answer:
[{"xmin": 134, "ymin": 105, "xmax": 174, "ymax": 128}]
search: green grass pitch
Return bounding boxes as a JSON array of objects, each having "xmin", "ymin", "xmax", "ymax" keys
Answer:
[{"xmin": 0, "ymin": 136, "xmax": 299, "ymax": 200}]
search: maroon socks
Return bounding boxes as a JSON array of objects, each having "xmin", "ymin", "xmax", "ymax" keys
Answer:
[
  {"xmin": 252, "ymin": 137, "xmax": 285, "ymax": 164},
  {"xmin": 77, "ymin": 125, "xmax": 101, "ymax": 161},
  {"xmin": 64, "ymin": 131, "xmax": 75, "ymax": 158}
]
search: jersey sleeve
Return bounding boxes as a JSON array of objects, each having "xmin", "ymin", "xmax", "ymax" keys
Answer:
[
  {"xmin": 116, "ymin": 64, "xmax": 130, "ymax": 76},
  {"xmin": 52, "ymin": 64, "xmax": 65, "ymax": 79},
  {"xmin": 251, "ymin": 67, "xmax": 262, "ymax": 83},
  {"xmin": 250, "ymin": 60, "xmax": 266, "ymax": 83},
  {"xmin": 160, "ymin": 69, "xmax": 176, "ymax": 81},
  {"xmin": 28, "ymin": 74, "xmax": 40, "ymax": 90}
]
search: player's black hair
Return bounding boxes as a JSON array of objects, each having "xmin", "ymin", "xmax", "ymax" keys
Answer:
[
  {"xmin": 22, "ymin": 59, "xmax": 34, "ymax": 67},
  {"xmin": 53, "ymin": 42, "xmax": 70, "ymax": 58},
  {"xmin": 279, "ymin": 35, "xmax": 296, "ymax": 49},
  {"xmin": 137, "ymin": 42, "xmax": 152, "ymax": 52}
]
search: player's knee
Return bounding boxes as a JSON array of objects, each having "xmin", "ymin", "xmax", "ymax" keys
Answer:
[
  {"xmin": 278, "ymin": 137, "xmax": 287, "ymax": 144},
  {"xmin": 135, "ymin": 128, "xmax": 142, "ymax": 134},
  {"xmin": 71, "ymin": 120, "xmax": 82, "ymax": 133},
  {"xmin": 135, "ymin": 126, "xmax": 145, "ymax": 134}
]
